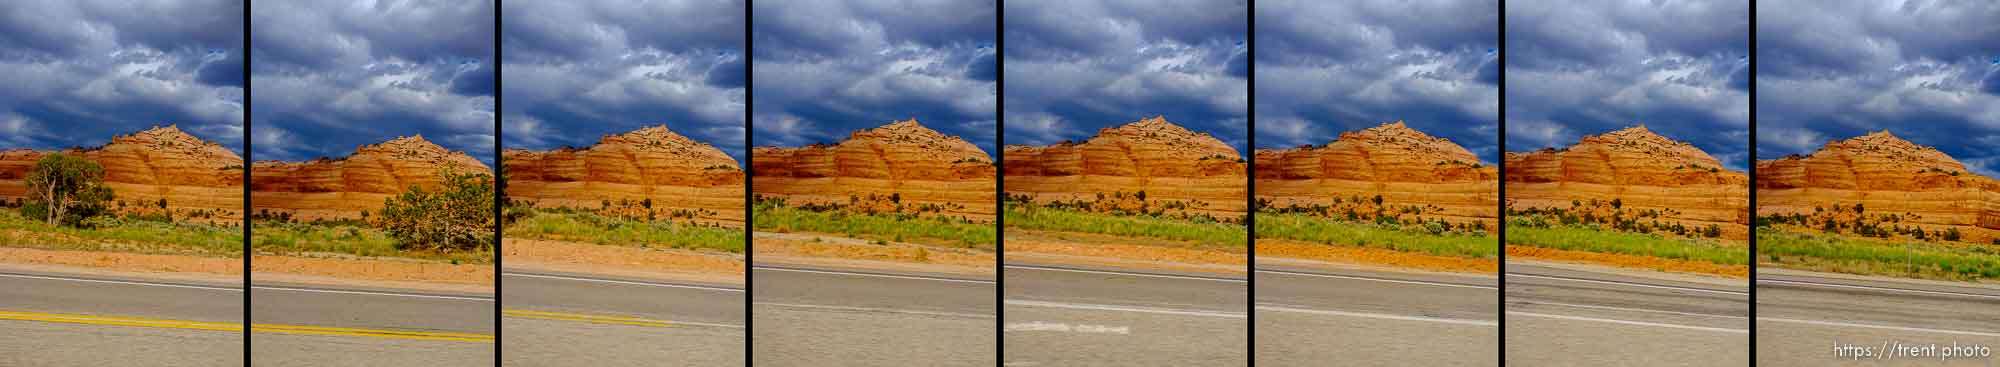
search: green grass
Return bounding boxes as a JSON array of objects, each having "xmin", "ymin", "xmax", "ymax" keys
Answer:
[
  {"xmin": 1005, "ymin": 206, "xmax": 1245, "ymax": 248},
  {"xmin": 1758, "ymin": 227, "xmax": 2000, "ymax": 280},
  {"xmin": 755, "ymin": 206, "xmax": 994, "ymax": 250},
  {"xmin": 1256, "ymin": 213, "xmax": 1495, "ymax": 258},
  {"xmin": 505, "ymin": 210, "xmax": 743, "ymax": 254},
  {"xmin": 1507, "ymin": 223, "xmax": 1748, "ymax": 266},
  {"xmin": 252, "ymin": 221, "xmax": 489, "ymax": 264},
  {"xmin": 0, "ymin": 208, "xmax": 240, "ymax": 257}
]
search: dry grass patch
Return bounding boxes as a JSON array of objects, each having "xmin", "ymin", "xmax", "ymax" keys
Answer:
[
  {"xmin": 252, "ymin": 255, "xmax": 492, "ymax": 286},
  {"xmin": 504, "ymin": 239, "xmax": 743, "ymax": 283},
  {"xmin": 0, "ymin": 247, "xmax": 241, "ymax": 276}
]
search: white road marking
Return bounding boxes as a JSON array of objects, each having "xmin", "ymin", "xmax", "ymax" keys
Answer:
[
  {"xmin": 1759, "ymin": 317, "xmax": 2000, "ymax": 338},
  {"xmin": 1257, "ymin": 304, "xmax": 1496, "ymax": 327},
  {"xmin": 1521, "ymin": 301, "xmax": 1747, "ymax": 320},
  {"xmin": 1005, "ymin": 321, "xmax": 1132, "ymax": 335},
  {"xmin": 1510, "ymin": 311, "xmax": 1747, "ymax": 334},
  {"xmin": 754, "ymin": 302, "xmax": 995, "ymax": 319},
  {"xmin": 504, "ymin": 272, "xmax": 743, "ymax": 293},
  {"xmin": 754, "ymin": 266, "xmax": 995, "ymax": 285},
  {"xmin": 252, "ymin": 285, "xmax": 493, "ymax": 302},
  {"xmin": 1006, "ymin": 264, "xmax": 1246, "ymax": 283},
  {"xmin": 1258, "ymin": 269, "xmax": 1495, "ymax": 290},
  {"xmin": 1508, "ymin": 273, "xmax": 1747, "ymax": 296},
  {"xmin": 1006, "ymin": 299, "xmax": 1246, "ymax": 319},
  {"xmin": 0, "ymin": 272, "xmax": 240, "ymax": 292},
  {"xmin": 1, "ymin": 270, "xmax": 501, "ymax": 302},
  {"xmin": 1758, "ymin": 278, "xmax": 2000, "ymax": 300}
]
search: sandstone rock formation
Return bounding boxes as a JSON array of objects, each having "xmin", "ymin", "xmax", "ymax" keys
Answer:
[
  {"xmin": 1255, "ymin": 121, "xmax": 1497, "ymax": 229},
  {"xmin": 0, "ymin": 125, "xmax": 243, "ymax": 219},
  {"xmin": 1756, "ymin": 130, "xmax": 2000, "ymax": 243},
  {"xmin": 251, "ymin": 135, "xmax": 490, "ymax": 220},
  {"xmin": 751, "ymin": 119, "xmax": 995, "ymax": 220},
  {"xmin": 1504, "ymin": 125, "xmax": 1750, "ymax": 239},
  {"xmin": 504, "ymin": 125, "xmax": 744, "ymax": 225},
  {"xmin": 1003, "ymin": 116, "xmax": 1247, "ymax": 217}
]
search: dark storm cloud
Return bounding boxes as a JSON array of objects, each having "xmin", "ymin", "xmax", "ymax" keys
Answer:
[
  {"xmin": 0, "ymin": 0, "xmax": 243, "ymax": 152},
  {"xmin": 752, "ymin": 0, "xmax": 997, "ymax": 154},
  {"xmin": 1255, "ymin": 0, "xmax": 1498, "ymax": 162},
  {"xmin": 1756, "ymin": 0, "xmax": 2000, "ymax": 177},
  {"xmin": 251, "ymin": 0, "xmax": 495, "ymax": 164},
  {"xmin": 501, "ymin": 0, "xmax": 745, "ymax": 163},
  {"xmin": 1505, "ymin": 0, "xmax": 1750, "ymax": 170},
  {"xmin": 1003, "ymin": 0, "xmax": 1248, "ymax": 153}
]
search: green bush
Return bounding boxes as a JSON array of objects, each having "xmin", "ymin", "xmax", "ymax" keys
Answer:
[{"xmin": 377, "ymin": 169, "xmax": 494, "ymax": 253}]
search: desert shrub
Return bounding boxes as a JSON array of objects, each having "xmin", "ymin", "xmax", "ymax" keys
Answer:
[{"xmin": 377, "ymin": 169, "xmax": 494, "ymax": 253}]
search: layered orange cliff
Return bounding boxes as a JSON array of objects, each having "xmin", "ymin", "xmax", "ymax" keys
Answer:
[
  {"xmin": 0, "ymin": 125, "xmax": 244, "ymax": 219},
  {"xmin": 251, "ymin": 135, "xmax": 490, "ymax": 220},
  {"xmin": 750, "ymin": 119, "xmax": 995, "ymax": 220},
  {"xmin": 504, "ymin": 125, "xmax": 744, "ymax": 225},
  {"xmin": 1255, "ymin": 121, "xmax": 1497, "ymax": 228},
  {"xmin": 1003, "ymin": 116, "xmax": 1248, "ymax": 216},
  {"xmin": 1504, "ymin": 125, "xmax": 1750, "ymax": 239},
  {"xmin": 1756, "ymin": 131, "xmax": 2000, "ymax": 243}
]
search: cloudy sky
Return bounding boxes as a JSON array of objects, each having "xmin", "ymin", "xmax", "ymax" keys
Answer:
[
  {"xmin": 1757, "ymin": 0, "xmax": 2000, "ymax": 177},
  {"xmin": 503, "ymin": 0, "xmax": 744, "ymax": 163},
  {"xmin": 751, "ymin": 0, "xmax": 996, "ymax": 154},
  {"xmin": 1003, "ymin": 0, "xmax": 1248, "ymax": 153},
  {"xmin": 0, "ymin": 0, "xmax": 242, "ymax": 152},
  {"xmin": 251, "ymin": 0, "xmax": 495, "ymax": 164},
  {"xmin": 1505, "ymin": 0, "xmax": 1750, "ymax": 170},
  {"xmin": 1256, "ymin": 0, "xmax": 1497, "ymax": 162}
]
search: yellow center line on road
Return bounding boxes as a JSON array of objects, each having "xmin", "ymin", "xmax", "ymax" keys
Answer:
[
  {"xmin": 0, "ymin": 310, "xmax": 240, "ymax": 332},
  {"xmin": 252, "ymin": 324, "xmax": 494, "ymax": 343},
  {"xmin": 503, "ymin": 309, "xmax": 716, "ymax": 329},
  {"xmin": 0, "ymin": 310, "xmax": 493, "ymax": 343}
]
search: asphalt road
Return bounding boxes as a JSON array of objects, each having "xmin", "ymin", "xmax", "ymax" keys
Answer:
[
  {"xmin": 752, "ymin": 264, "xmax": 997, "ymax": 367},
  {"xmin": 0, "ymin": 270, "xmax": 243, "ymax": 366},
  {"xmin": 1255, "ymin": 264, "xmax": 1498, "ymax": 366},
  {"xmin": 501, "ymin": 270, "xmax": 745, "ymax": 367},
  {"xmin": 1756, "ymin": 270, "xmax": 2000, "ymax": 366},
  {"xmin": 249, "ymin": 278, "xmax": 494, "ymax": 367},
  {"xmin": 1004, "ymin": 263, "xmax": 1248, "ymax": 366},
  {"xmin": 1505, "ymin": 264, "xmax": 1749, "ymax": 366}
]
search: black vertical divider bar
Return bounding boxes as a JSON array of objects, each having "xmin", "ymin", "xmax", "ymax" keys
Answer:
[
  {"xmin": 1243, "ymin": 1, "xmax": 1256, "ymax": 365},
  {"xmin": 743, "ymin": 1, "xmax": 756, "ymax": 365},
  {"xmin": 993, "ymin": 0, "xmax": 1006, "ymax": 365},
  {"xmin": 491, "ymin": 1, "xmax": 504, "ymax": 364},
  {"xmin": 1745, "ymin": 0, "xmax": 1757, "ymax": 364},
  {"xmin": 1495, "ymin": 0, "xmax": 1508, "ymax": 365},
  {"xmin": 241, "ymin": 0, "xmax": 254, "ymax": 362}
]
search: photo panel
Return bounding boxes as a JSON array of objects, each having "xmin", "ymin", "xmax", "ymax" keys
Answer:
[
  {"xmin": 0, "ymin": 1, "xmax": 245, "ymax": 364},
  {"xmin": 248, "ymin": 1, "xmax": 496, "ymax": 365},
  {"xmin": 1251, "ymin": 1, "xmax": 1500, "ymax": 365},
  {"xmin": 748, "ymin": 1, "xmax": 999, "ymax": 366},
  {"xmin": 1753, "ymin": 1, "xmax": 2000, "ymax": 365},
  {"xmin": 1001, "ymin": 0, "xmax": 1250, "ymax": 365},
  {"xmin": 1503, "ymin": 1, "xmax": 1751, "ymax": 366},
  {"xmin": 497, "ymin": 1, "xmax": 748, "ymax": 365}
]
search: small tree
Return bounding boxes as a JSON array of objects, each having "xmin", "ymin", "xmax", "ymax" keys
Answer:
[
  {"xmin": 23, "ymin": 153, "xmax": 115, "ymax": 227},
  {"xmin": 377, "ymin": 169, "xmax": 495, "ymax": 253}
]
